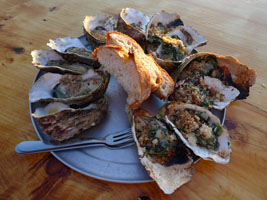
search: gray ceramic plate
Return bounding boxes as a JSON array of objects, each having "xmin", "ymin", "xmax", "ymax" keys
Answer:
[{"xmin": 30, "ymin": 35, "xmax": 226, "ymax": 183}]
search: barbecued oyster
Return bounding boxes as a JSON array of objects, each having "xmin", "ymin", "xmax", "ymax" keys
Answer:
[
  {"xmin": 31, "ymin": 50, "xmax": 92, "ymax": 74},
  {"xmin": 32, "ymin": 97, "xmax": 109, "ymax": 141},
  {"xmin": 29, "ymin": 69, "xmax": 110, "ymax": 106},
  {"xmin": 132, "ymin": 110, "xmax": 194, "ymax": 194},
  {"xmin": 47, "ymin": 37, "xmax": 99, "ymax": 67},
  {"xmin": 83, "ymin": 15, "xmax": 116, "ymax": 48},
  {"xmin": 117, "ymin": 8, "xmax": 150, "ymax": 46},
  {"xmin": 158, "ymin": 102, "xmax": 231, "ymax": 164},
  {"xmin": 170, "ymin": 52, "xmax": 257, "ymax": 108},
  {"xmin": 146, "ymin": 11, "xmax": 207, "ymax": 72}
]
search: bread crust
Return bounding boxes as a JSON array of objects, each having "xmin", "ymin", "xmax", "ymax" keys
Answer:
[
  {"xmin": 107, "ymin": 31, "xmax": 163, "ymax": 91},
  {"xmin": 93, "ymin": 44, "xmax": 151, "ymax": 109}
]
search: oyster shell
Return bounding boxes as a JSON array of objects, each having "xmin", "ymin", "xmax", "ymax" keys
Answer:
[
  {"xmin": 32, "ymin": 97, "xmax": 109, "ymax": 141},
  {"xmin": 146, "ymin": 10, "xmax": 184, "ymax": 37},
  {"xmin": 158, "ymin": 102, "xmax": 231, "ymax": 164},
  {"xmin": 29, "ymin": 69, "xmax": 110, "ymax": 106},
  {"xmin": 31, "ymin": 50, "xmax": 92, "ymax": 75},
  {"xmin": 147, "ymin": 35, "xmax": 187, "ymax": 73},
  {"xmin": 132, "ymin": 110, "xmax": 194, "ymax": 194},
  {"xmin": 83, "ymin": 15, "xmax": 116, "ymax": 48},
  {"xmin": 117, "ymin": 8, "xmax": 150, "ymax": 46},
  {"xmin": 166, "ymin": 26, "xmax": 207, "ymax": 54},
  {"xmin": 171, "ymin": 52, "xmax": 257, "ymax": 103},
  {"xmin": 47, "ymin": 37, "xmax": 99, "ymax": 67},
  {"xmin": 146, "ymin": 11, "xmax": 207, "ymax": 73}
]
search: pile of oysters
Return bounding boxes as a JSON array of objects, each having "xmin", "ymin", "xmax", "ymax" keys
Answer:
[
  {"xmin": 30, "ymin": 37, "xmax": 110, "ymax": 141},
  {"xmin": 30, "ymin": 8, "xmax": 256, "ymax": 194}
]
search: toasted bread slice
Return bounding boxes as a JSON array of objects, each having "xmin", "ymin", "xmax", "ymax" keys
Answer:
[
  {"xmin": 107, "ymin": 31, "xmax": 163, "ymax": 91},
  {"xmin": 154, "ymin": 66, "xmax": 174, "ymax": 99},
  {"xmin": 93, "ymin": 44, "xmax": 151, "ymax": 109}
]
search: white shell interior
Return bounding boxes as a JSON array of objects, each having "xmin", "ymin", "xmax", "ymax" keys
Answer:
[
  {"xmin": 166, "ymin": 26, "xmax": 207, "ymax": 53},
  {"xmin": 150, "ymin": 11, "xmax": 180, "ymax": 26},
  {"xmin": 121, "ymin": 8, "xmax": 150, "ymax": 32},
  {"xmin": 201, "ymin": 76, "xmax": 240, "ymax": 110},
  {"xmin": 33, "ymin": 102, "xmax": 71, "ymax": 117},
  {"xmin": 31, "ymin": 50, "xmax": 64, "ymax": 66},
  {"xmin": 47, "ymin": 37, "xmax": 86, "ymax": 53},
  {"xmin": 29, "ymin": 73, "xmax": 62, "ymax": 103},
  {"xmin": 83, "ymin": 15, "xmax": 115, "ymax": 32}
]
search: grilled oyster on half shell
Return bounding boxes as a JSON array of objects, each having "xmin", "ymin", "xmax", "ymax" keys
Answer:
[
  {"xmin": 170, "ymin": 52, "xmax": 256, "ymax": 109},
  {"xmin": 31, "ymin": 50, "xmax": 92, "ymax": 75},
  {"xmin": 29, "ymin": 69, "xmax": 110, "ymax": 106},
  {"xmin": 146, "ymin": 11, "xmax": 207, "ymax": 72},
  {"xmin": 132, "ymin": 110, "xmax": 194, "ymax": 194},
  {"xmin": 47, "ymin": 37, "xmax": 98, "ymax": 67},
  {"xmin": 158, "ymin": 102, "xmax": 231, "ymax": 164}
]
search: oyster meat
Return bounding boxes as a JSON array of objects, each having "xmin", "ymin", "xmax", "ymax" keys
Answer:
[
  {"xmin": 83, "ymin": 15, "xmax": 116, "ymax": 48},
  {"xmin": 170, "ymin": 52, "xmax": 257, "ymax": 109},
  {"xmin": 158, "ymin": 102, "xmax": 231, "ymax": 164},
  {"xmin": 117, "ymin": 8, "xmax": 150, "ymax": 46},
  {"xmin": 29, "ymin": 69, "xmax": 110, "ymax": 106},
  {"xmin": 32, "ymin": 97, "xmax": 109, "ymax": 141},
  {"xmin": 132, "ymin": 110, "xmax": 194, "ymax": 194},
  {"xmin": 31, "ymin": 49, "xmax": 92, "ymax": 74},
  {"xmin": 47, "ymin": 37, "xmax": 98, "ymax": 67}
]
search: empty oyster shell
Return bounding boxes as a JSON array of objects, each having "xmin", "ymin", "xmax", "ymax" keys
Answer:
[
  {"xmin": 47, "ymin": 37, "xmax": 99, "ymax": 67},
  {"xmin": 117, "ymin": 8, "xmax": 150, "ymax": 46},
  {"xmin": 158, "ymin": 102, "xmax": 231, "ymax": 164},
  {"xmin": 29, "ymin": 69, "xmax": 110, "ymax": 106},
  {"xmin": 146, "ymin": 10, "xmax": 184, "ymax": 38},
  {"xmin": 83, "ymin": 15, "xmax": 116, "ymax": 48},
  {"xmin": 132, "ymin": 110, "xmax": 194, "ymax": 194},
  {"xmin": 31, "ymin": 50, "xmax": 92, "ymax": 74},
  {"xmin": 172, "ymin": 52, "xmax": 257, "ymax": 102},
  {"xmin": 32, "ymin": 97, "xmax": 109, "ymax": 141}
]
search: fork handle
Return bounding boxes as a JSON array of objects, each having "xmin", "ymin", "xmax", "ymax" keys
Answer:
[{"xmin": 15, "ymin": 139, "xmax": 104, "ymax": 154}]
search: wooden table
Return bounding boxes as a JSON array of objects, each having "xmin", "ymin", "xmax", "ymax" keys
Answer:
[{"xmin": 1, "ymin": 0, "xmax": 266, "ymax": 199}]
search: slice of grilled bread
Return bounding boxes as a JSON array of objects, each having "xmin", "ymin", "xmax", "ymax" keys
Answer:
[
  {"xmin": 107, "ymin": 31, "xmax": 163, "ymax": 92},
  {"xmin": 154, "ymin": 66, "xmax": 174, "ymax": 99},
  {"xmin": 93, "ymin": 44, "xmax": 151, "ymax": 109}
]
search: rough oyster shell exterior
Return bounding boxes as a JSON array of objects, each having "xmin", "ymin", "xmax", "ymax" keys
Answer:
[{"xmin": 32, "ymin": 97, "xmax": 109, "ymax": 141}]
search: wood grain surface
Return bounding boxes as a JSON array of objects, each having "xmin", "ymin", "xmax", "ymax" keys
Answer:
[{"xmin": 0, "ymin": 0, "xmax": 266, "ymax": 199}]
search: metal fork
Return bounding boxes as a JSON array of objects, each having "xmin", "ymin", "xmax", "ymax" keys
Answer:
[{"xmin": 15, "ymin": 129, "xmax": 134, "ymax": 154}]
